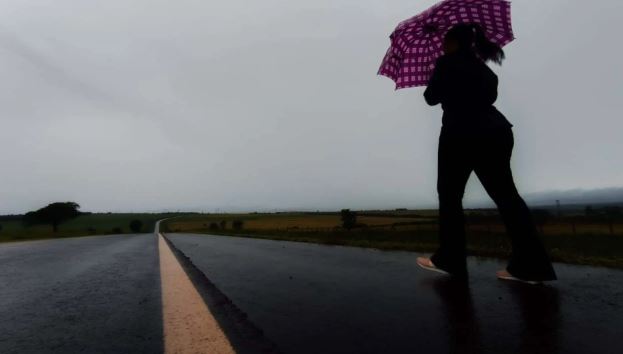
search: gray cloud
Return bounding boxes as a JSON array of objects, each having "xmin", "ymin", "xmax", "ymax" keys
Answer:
[{"xmin": 0, "ymin": 0, "xmax": 622, "ymax": 214}]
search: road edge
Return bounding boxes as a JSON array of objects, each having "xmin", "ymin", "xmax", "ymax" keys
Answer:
[{"xmin": 156, "ymin": 220, "xmax": 280, "ymax": 354}]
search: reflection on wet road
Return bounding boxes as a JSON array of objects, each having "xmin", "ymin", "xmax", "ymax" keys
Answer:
[{"xmin": 167, "ymin": 233, "xmax": 623, "ymax": 354}]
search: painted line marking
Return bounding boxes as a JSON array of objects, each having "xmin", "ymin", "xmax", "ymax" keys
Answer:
[{"xmin": 158, "ymin": 234, "xmax": 235, "ymax": 354}]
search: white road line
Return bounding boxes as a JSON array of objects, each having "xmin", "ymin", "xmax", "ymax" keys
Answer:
[{"xmin": 158, "ymin": 234, "xmax": 235, "ymax": 354}]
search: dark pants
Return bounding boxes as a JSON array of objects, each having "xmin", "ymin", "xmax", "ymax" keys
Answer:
[{"xmin": 431, "ymin": 124, "xmax": 557, "ymax": 281}]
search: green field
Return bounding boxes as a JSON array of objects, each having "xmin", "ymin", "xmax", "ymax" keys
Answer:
[
  {"xmin": 0, "ymin": 213, "xmax": 189, "ymax": 243},
  {"xmin": 160, "ymin": 212, "xmax": 623, "ymax": 269}
]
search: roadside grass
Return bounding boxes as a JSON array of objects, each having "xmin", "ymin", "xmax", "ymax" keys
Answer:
[
  {"xmin": 0, "ymin": 213, "xmax": 189, "ymax": 243},
  {"xmin": 162, "ymin": 213, "xmax": 435, "ymax": 231},
  {"xmin": 161, "ymin": 213, "xmax": 623, "ymax": 269}
]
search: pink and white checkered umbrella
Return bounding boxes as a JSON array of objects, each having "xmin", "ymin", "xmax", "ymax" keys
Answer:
[{"xmin": 378, "ymin": 0, "xmax": 514, "ymax": 89}]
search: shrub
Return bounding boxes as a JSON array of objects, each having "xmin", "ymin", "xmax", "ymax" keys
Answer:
[
  {"xmin": 209, "ymin": 222, "xmax": 219, "ymax": 231},
  {"xmin": 341, "ymin": 209, "xmax": 357, "ymax": 230},
  {"xmin": 87, "ymin": 227, "xmax": 97, "ymax": 235},
  {"xmin": 112, "ymin": 227, "xmax": 123, "ymax": 234},
  {"xmin": 220, "ymin": 220, "xmax": 227, "ymax": 229},
  {"xmin": 232, "ymin": 220, "xmax": 244, "ymax": 230}
]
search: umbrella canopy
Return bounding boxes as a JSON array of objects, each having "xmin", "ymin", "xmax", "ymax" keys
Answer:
[{"xmin": 378, "ymin": 0, "xmax": 514, "ymax": 89}]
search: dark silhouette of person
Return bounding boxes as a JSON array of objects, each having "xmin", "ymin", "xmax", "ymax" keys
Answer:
[{"xmin": 416, "ymin": 23, "xmax": 557, "ymax": 283}]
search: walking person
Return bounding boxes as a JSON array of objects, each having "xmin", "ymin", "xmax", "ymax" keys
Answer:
[{"xmin": 415, "ymin": 23, "xmax": 557, "ymax": 283}]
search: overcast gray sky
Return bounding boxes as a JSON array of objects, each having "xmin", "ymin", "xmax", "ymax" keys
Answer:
[{"xmin": 1, "ymin": 0, "xmax": 622, "ymax": 214}]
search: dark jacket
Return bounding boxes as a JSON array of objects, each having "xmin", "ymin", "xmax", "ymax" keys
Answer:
[{"xmin": 424, "ymin": 50, "xmax": 512, "ymax": 129}]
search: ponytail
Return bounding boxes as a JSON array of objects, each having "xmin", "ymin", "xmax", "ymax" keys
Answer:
[{"xmin": 471, "ymin": 24, "xmax": 505, "ymax": 65}]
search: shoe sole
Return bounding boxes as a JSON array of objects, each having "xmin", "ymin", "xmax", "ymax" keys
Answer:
[
  {"xmin": 497, "ymin": 274, "xmax": 542, "ymax": 285},
  {"xmin": 417, "ymin": 260, "xmax": 450, "ymax": 275}
]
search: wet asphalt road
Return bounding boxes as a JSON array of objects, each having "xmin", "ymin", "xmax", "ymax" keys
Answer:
[
  {"xmin": 0, "ymin": 234, "xmax": 162, "ymax": 354},
  {"xmin": 167, "ymin": 233, "xmax": 623, "ymax": 354},
  {"xmin": 1, "ymin": 232, "xmax": 622, "ymax": 354}
]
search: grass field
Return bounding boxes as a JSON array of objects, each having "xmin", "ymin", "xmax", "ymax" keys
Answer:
[
  {"xmin": 160, "ymin": 212, "xmax": 623, "ymax": 269},
  {"xmin": 4, "ymin": 209, "xmax": 621, "ymax": 268},
  {"xmin": 0, "ymin": 213, "xmax": 189, "ymax": 243}
]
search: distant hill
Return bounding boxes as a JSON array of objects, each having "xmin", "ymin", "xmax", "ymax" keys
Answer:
[
  {"xmin": 523, "ymin": 187, "xmax": 623, "ymax": 207},
  {"xmin": 465, "ymin": 187, "xmax": 623, "ymax": 211}
]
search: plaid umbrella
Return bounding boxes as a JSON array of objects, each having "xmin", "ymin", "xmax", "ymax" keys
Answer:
[{"xmin": 378, "ymin": 0, "xmax": 514, "ymax": 89}]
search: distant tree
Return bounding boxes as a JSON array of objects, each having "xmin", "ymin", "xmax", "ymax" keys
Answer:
[
  {"xmin": 220, "ymin": 220, "xmax": 227, "ymax": 230},
  {"xmin": 22, "ymin": 211, "xmax": 37, "ymax": 226},
  {"xmin": 340, "ymin": 209, "xmax": 357, "ymax": 231},
  {"xmin": 232, "ymin": 220, "xmax": 244, "ymax": 230},
  {"xmin": 129, "ymin": 219, "xmax": 143, "ymax": 233},
  {"xmin": 531, "ymin": 209, "xmax": 551, "ymax": 234},
  {"xmin": 23, "ymin": 202, "xmax": 81, "ymax": 232}
]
